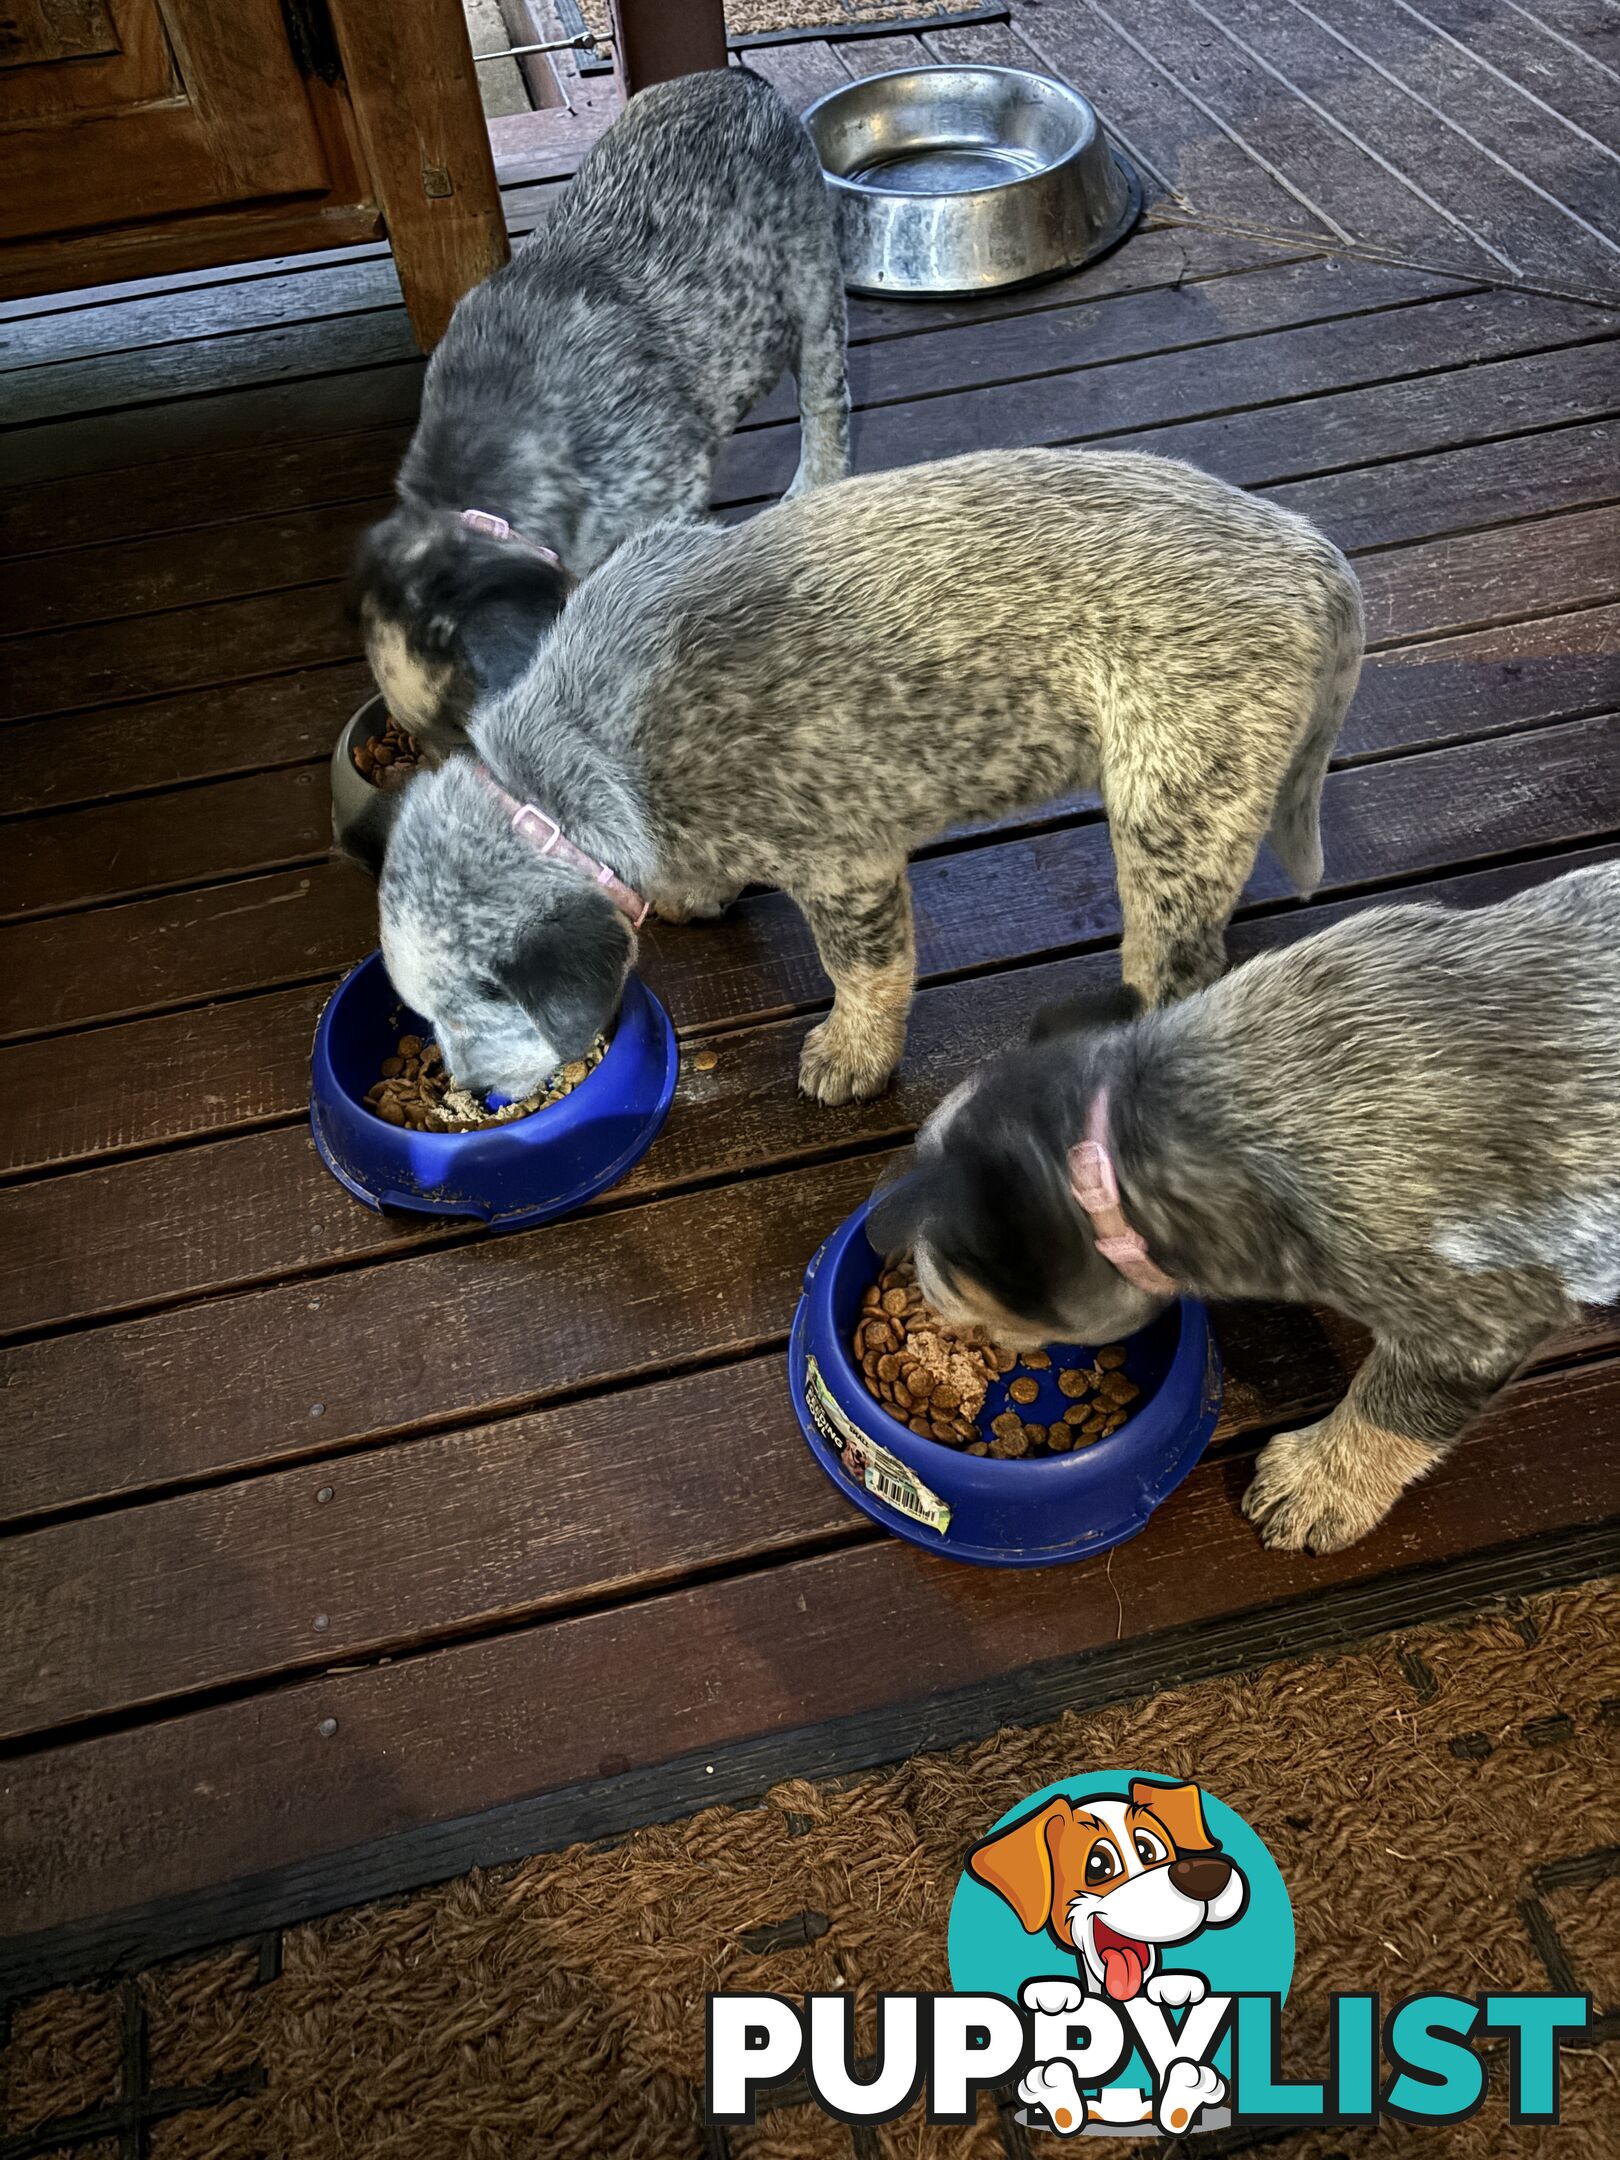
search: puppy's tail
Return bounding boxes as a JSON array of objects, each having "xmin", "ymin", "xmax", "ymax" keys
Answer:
[{"xmin": 1269, "ymin": 561, "xmax": 1363, "ymax": 897}]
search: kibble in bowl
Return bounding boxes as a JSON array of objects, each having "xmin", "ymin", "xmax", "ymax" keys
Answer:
[
  {"xmin": 852, "ymin": 1256, "xmax": 1142, "ymax": 1459},
  {"xmin": 790, "ymin": 1198, "xmax": 1222, "ymax": 1568},
  {"xmin": 363, "ymin": 1031, "xmax": 606, "ymax": 1132},
  {"xmin": 310, "ymin": 952, "xmax": 678, "ymax": 1231}
]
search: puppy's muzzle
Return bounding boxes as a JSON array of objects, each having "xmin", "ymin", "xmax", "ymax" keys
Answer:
[{"xmin": 1168, "ymin": 1854, "xmax": 1234, "ymax": 1901}]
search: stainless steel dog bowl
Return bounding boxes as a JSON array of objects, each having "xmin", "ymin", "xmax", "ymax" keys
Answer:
[{"xmin": 804, "ymin": 65, "xmax": 1139, "ymax": 298}]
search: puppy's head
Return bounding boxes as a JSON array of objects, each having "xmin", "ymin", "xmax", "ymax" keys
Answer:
[
  {"xmin": 870, "ymin": 984, "xmax": 1164, "ymax": 1348},
  {"xmin": 353, "ymin": 505, "xmax": 572, "ymax": 753},
  {"xmin": 968, "ymin": 1782, "xmax": 1247, "ymax": 2000},
  {"xmin": 379, "ymin": 760, "xmax": 633, "ymax": 1102}
]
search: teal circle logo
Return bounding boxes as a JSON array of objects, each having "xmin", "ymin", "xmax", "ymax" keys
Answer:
[{"xmin": 948, "ymin": 1770, "xmax": 1292, "ymax": 2134}]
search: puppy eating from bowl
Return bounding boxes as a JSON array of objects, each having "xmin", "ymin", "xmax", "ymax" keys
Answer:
[
  {"xmin": 353, "ymin": 66, "xmax": 849, "ymax": 756},
  {"xmin": 867, "ymin": 864, "xmax": 1620, "ymax": 1554},
  {"xmin": 378, "ymin": 446, "xmax": 1362, "ymax": 1107}
]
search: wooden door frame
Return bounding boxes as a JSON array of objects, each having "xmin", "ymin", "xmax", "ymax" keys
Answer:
[{"xmin": 0, "ymin": 0, "xmax": 507, "ymax": 350}]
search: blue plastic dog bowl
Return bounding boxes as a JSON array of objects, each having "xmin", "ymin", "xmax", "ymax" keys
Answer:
[
  {"xmin": 790, "ymin": 1200, "xmax": 1222, "ymax": 1567},
  {"xmin": 309, "ymin": 951, "xmax": 677, "ymax": 1230}
]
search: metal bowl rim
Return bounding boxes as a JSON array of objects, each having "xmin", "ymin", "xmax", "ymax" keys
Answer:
[{"xmin": 804, "ymin": 63, "xmax": 1104, "ymax": 204}]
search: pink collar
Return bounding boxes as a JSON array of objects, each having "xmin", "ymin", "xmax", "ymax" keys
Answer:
[
  {"xmin": 477, "ymin": 768, "xmax": 650, "ymax": 930},
  {"xmin": 1068, "ymin": 1087, "xmax": 1177, "ymax": 1298},
  {"xmin": 460, "ymin": 507, "xmax": 565, "ymax": 574}
]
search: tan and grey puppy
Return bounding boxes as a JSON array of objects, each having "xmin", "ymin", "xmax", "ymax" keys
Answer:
[
  {"xmin": 354, "ymin": 66, "xmax": 848, "ymax": 753},
  {"xmin": 871, "ymin": 864, "xmax": 1620, "ymax": 1552},
  {"xmin": 379, "ymin": 446, "xmax": 1362, "ymax": 1104}
]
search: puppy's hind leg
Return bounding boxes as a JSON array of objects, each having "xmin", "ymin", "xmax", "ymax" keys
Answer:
[
  {"xmin": 1108, "ymin": 785, "xmax": 1267, "ymax": 1005},
  {"xmin": 795, "ymin": 871, "xmax": 914, "ymax": 1105},
  {"xmin": 1243, "ymin": 1319, "xmax": 1553, "ymax": 1553},
  {"xmin": 786, "ymin": 242, "xmax": 850, "ymax": 495}
]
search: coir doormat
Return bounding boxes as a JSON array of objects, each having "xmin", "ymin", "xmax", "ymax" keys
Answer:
[{"xmin": 4, "ymin": 1578, "xmax": 1617, "ymax": 2158}]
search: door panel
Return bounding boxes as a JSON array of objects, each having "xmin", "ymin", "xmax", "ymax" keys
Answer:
[{"xmin": 0, "ymin": 0, "xmax": 334, "ymax": 242}]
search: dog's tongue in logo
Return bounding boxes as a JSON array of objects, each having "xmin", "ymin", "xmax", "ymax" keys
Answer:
[{"xmin": 1093, "ymin": 1919, "xmax": 1148, "ymax": 2001}]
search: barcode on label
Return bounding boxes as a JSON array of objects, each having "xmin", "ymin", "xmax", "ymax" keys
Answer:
[{"xmin": 865, "ymin": 1463, "xmax": 944, "ymax": 1531}]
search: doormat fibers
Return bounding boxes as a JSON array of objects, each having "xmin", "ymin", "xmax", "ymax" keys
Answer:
[{"xmin": 5, "ymin": 1577, "xmax": 1618, "ymax": 2159}]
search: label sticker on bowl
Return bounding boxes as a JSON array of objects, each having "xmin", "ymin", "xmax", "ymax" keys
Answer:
[{"xmin": 805, "ymin": 1356, "xmax": 952, "ymax": 1537}]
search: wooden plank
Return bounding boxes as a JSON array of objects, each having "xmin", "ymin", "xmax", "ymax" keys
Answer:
[
  {"xmin": 14, "ymin": 376, "xmax": 1618, "ymax": 660},
  {"xmin": 5, "ymin": 1292, "xmax": 1616, "ymax": 1738},
  {"xmin": 5, "ymin": 766, "xmax": 334, "ymax": 921},
  {"xmin": 0, "ymin": 228, "xmax": 1321, "ymax": 567},
  {"xmin": 0, "ymin": 308, "xmax": 426, "ymax": 429},
  {"xmin": 8, "ymin": 289, "xmax": 1612, "ymax": 721},
  {"xmin": 3, "ymin": 661, "xmax": 373, "ymax": 818},
  {"xmin": 12, "ymin": 772, "xmax": 1614, "ymax": 1189},
  {"xmin": 0, "ymin": 1147, "xmax": 883, "ymax": 1518},
  {"xmin": 0, "ymin": 980, "xmax": 336, "ymax": 1184},
  {"xmin": 3, "ymin": 587, "xmax": 1616, "ymax": 1047},
  {"xmin": 0, "ymin": 226, "xmax": 1306, "ymax": 495},
  {"xmin": 1200, "ymin": 0, "xmax": 1620, "ymax": 292},
  {"xmin": 1407, "ymin": 0, "xmax": 1620, "ymax": 158},
  {"xmin": 5, "ymin": 841, "xmax": 1616, "ymax": 1356},
  {"xmin": 709, "ymin": 283, "xmax": 1617, "ymax": 504},
  {"xmin": 0, "ymin": 865, "xmax": 376, "ymax": 1042},
  {"xmin": 0, "ymin": 583, "xmax": 362, "ymax": 724},
  {"xmin": 1249, "ymin": 0, "xmax": 1620, "ymax": 252},
  {"xmin": 4, "ymin": 1350, "xmax": 1616, "ymax": 1950},
  {"xmin": 0, "ymin": 255, "xmax": 409, "ymax": 377},
  {"xmin": 1515, "ymin": 0, "xmax": 1620, "ymax": 79},
  {"xmin": 10, "ymin": 417, "xmax": 1619, "ymax": 925},
  {"xmin": 1358, "ymin": 503, "xmax": 1620, "ymax": 644},
  {"xmin": 739, "ymin": 35, "xmax": 849, "ymax": 109},
  {"xmin": 2, "ymin": 253, "xmax": 1455, "ymax": 627},
  {"xmin": 1007, "ymin": 0, "xmax": 1325, "ymax": 224},
  {"xmin": 1096, "ymin": 337, "xmax": 1620, "ymax": 501},
  {"xmin": 1089, "ymin": 0, "xmax": 1515, "ymax": 278}
]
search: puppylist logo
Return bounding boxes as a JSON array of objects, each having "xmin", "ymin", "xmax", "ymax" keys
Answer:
[{"xmin": 707, "ymin": 1770, "xmax": 1589, "ymax": 2135}]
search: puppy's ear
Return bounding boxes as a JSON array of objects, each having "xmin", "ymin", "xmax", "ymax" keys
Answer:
[
  {"xmin": 496, "ymin": 885, "xmax": 633, "ymax": 1062},
  {"xmin": 453, "ymin": 540, "xmax": 572, "ymax": 696},
  {"xmin": 1129, "ymin": 1779, "xmax": 1217, "ymax": 1854},
  {"xmin": 1028, "ymin": 983, "xmax": 1144, "ymax": 1044},
  {"xmin": 967, "ymin": 1798, "xmax": 1072, "ymax": 1934}
]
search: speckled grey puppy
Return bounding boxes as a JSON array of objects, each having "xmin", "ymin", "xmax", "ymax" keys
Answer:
[
  {"xmin": 872, "ymin": 864, "xmax": 1620, "ymax": 1552},
  {"xmin": 355, "ymin": 65, "xmax": 848, "ymax": 752},
  {"xmin": 380, "ymin": 446, "xmax": 1362, "ymax": 1105}
]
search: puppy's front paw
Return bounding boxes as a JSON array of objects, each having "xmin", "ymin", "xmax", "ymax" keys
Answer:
[
  {"xmin": 797, "ymin": 1016, "xmax": 898, "ymax": 1106},
  {"xmin": 1157, "ymin": 2059, "xmax": 1224, "ymax": 2136},
  {"xmin": 1021, "ymin": 1977, "xmax": 1088, "ymax": 2017},
  {"xmin": 1018, "ymin": 2060, "xmax": 1090, "ymax": 2135},
  {"xmin": 1146, "ymin": 1971, "xmax": 1206, "ymax": 2009},
  {"xmin": 1243, "ymin": 1422, "xmax": 1389, "ymax": 1554}
]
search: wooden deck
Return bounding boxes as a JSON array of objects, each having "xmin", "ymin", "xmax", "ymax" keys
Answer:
[{"xmin": 3, "ymin": 4, "xmax": 1619, "ymax": 2007}]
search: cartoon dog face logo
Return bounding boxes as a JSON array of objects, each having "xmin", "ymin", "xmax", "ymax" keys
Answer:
[{"xmin": 967, "ymin": 1779, "xmax": 1249, "ymax": 2003}]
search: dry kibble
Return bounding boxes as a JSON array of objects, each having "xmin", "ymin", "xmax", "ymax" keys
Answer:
[
  {"xmin": 367, "ymin": 1030, "xmax": 605, "ymax": 1132},
  {"xmin": 849, "ymin": 1260, "xmax": 1143, "ymax": 1459},
  {"xmin": 354, "ymin": 715, "xmax": 423, "ymax": 792}
]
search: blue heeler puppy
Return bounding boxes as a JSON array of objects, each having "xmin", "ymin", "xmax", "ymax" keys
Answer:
[
  {"xmin": 378, "ymin": 446, "xmax": 1362, "ymax": 1105},
  {"xmin": 353, "ymin": 65, "xmax": 849, "ymax": 752},
  {"xmin": 872, "ymin": 865, "xmax": 1620, "ymax": 1552}
]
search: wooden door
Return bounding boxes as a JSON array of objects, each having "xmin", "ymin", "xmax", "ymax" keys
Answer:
[{"xmin": 0, "ymin": 0, "xmax": 336, "ymax": 242}]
